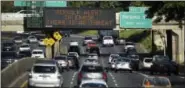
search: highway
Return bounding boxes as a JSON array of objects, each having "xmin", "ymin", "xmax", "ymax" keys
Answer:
[{"xmin": 1, "ymin": 32, "xmax": 185, "ymax": 88}]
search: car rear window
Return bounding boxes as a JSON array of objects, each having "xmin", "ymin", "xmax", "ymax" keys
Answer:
[
  {"xmin": 3, "ymin": 43, "xmax": 13, "ymax": 46},
  {"xmin": 33, "ymin": 66, "xmax": 56, "ymax": 73},
  {"xmin": 81, "ymin": 65, "xmax": 103, "ymax": 72},
  {"xmin": 103, "ymin": 36, "xmax": 112, "ymax": 40},
  {"xmin": 54, "ymin": 56, "xmax": 66, "ymax": 60},
  {"xmin": 32, "ymin": 51, "xmax": 43, "ymax": 54},
  {"xmin": 145, "ymin": 59, "xmax": 153, "ymax": 62},
  {"xmin": 85, "ymin": 37, "xmax": 92, "ymax": 40},
  {"xmin": 21, "ymin": 45, "xmax": 29, "ymax": 47},
  {"xmin": 82, "ymin": 83, "xmax": 106, "ymax": 88}
]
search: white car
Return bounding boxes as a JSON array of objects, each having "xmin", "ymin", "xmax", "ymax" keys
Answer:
[
  {"xmin": 54, "ymin": 55, "xmax": 68, "ymax": 68},
  {"xmin": 102, "ymin": 36, "xmax": 114, "ymax": 47},
  {"xmin": 139, "ymin": 57, "xmax": 153, "ymax": 70},
  {"xmin": 79, "ymin": 79, "xmax": 108, "ymax": 88},
  {"xmin": 83, "ymin": 36, "xmax": 93, "ymax": 46},
  {"xmin": 115, "ymin": 58, "xmax": 132, "ymax": 73},
  {"xmin": 125, "ymin": 42, "xmax": 135, "ymax": 50},
  {"xmin": 68, "ymin": 52, "xmax": 79, "ymax": 58},
  {"xmin": 28, "ymin": 60, "xmax": 63, "ymax": 88},
  {"xmin": 84, "ymin": 57, "xmax": 99, "ymax": 64},
  {"xmin": 13, "ymin": 36, "xmax": 23, "ymax": 44},
  {"xmin": 38, "ymin": 39, "xmax": 45, "ymax": 46},
  {"xmin": 27, "ymin": 36, "xmax": 38, "ymax": 43},
  {"xmin": 70, "ymin": 41, "xmax": 79, "ymax": 46},
  {"xmin": 19, "ymin": 43, "xmax": 31, "ymax": 51},
  {"xmin": 88, "ymin": 53, "xmax": 98, "ymax": 60},
  {"xmin": 109, "ymin": 54, "xmax": 119, "ymax": 64},
  {"xmin": 31, "ymin": 49, "xmax": 45, "ymax": 58}
]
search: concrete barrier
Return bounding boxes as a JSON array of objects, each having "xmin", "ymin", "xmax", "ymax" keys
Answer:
[{"xmin": 1, "ymin": 57, "xmax": 44, "ymax": 87}]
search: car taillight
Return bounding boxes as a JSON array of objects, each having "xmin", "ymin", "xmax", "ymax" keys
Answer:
[
  {"xmin": 78, "ymin": 72, "xmax": 82, "ymax": 80},
  {"xmin": 102, "ymin": 72, "xmax": 107, "ymax": 80}
]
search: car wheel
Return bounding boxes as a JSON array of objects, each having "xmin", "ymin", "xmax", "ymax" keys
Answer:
[{"xmin": 130, "ymin": 70, "xmax": 133, "ymax": 73}]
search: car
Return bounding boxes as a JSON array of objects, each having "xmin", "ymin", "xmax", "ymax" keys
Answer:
[
  {"xmin": 84, "ymin": 57, "xmax": 99, "ymax": 64},
  {"xmin": 83, "ymin": 36, "xmax": 93, "ymax": 46},
  {"xmin": 54, "ymin": 55, "xmax": 68, "ymax": 69},
  {"xmin": 2, "ymin": 42, "xmax": 15, "ymax": 51},
  {"xmin": 102, "ymin": 36, "xmax": 114, "ymax": 47},
  {"xmin": 78, "ymin": 79, "xmax": 108, "ymax": 88},
  {"xmin": 67, "ymin": 56, "xmax": 79, "ymax": 69},
  {"xmin": 126, "ymin": 47, "xmax": 137, "ymax": 55},
  {"xmin": 86, "ymin": 41, "xmax": 97, "ymax": 52},
  {"xmin": 19, "ymin": 43, "xmax": 31, "ymax": 51},
  {"xmin": 18, "ymin": 50, "xmax": 31, "ymax": 57},
  {"xmin": 139, "ymin": 57, "xmax": 153, "ymax": 71},
  {"xmin": 13, "ymin": 36, "xmax": 23, "ymax": 44},
  {"xmin": 142, "ymin": 76, "xmax": 171, "ymax": 88},
  {"xmin": 150, "ymin": 55, "xmax": 179, "ymax": 75},
  {"xmin": 115, "ymin": 38, "xmax": 126, "ymax": 45},
  {"xmin": 68, "ymin": 42, "xmax": 80, "ymax": 55},
  {"xmin": 27, "ymin": 36, "xmax": 38, "ymax": 43},
  {"xmin": 88, "ymin": 46, "xmax": 100, "ymax": 56},
  {"xmin": 108, "ymin": 54, "xmax": 120, "ymax": 64},
  {"xmin": 127, "ymin": 54, "xmax": 140, "ymax": 70},
  {"xmin": 77, "ymin": 63, "xmax": 107, "ymax": 85},
  {"xmin": 88, "ymin": 53, "xmax": 98, "ymax": 60},
  {"xmin": 124, "ymin": 42, "xmax": 135, "ymax": 51},
  {"xmin": 110, "ymin": 57, "xmax": 120, "ymax": 70},
  {"xmin": 114, "ymin": 57, "xmax": 133, "ymax": 73},
  {"xmin": 38, "ymin": 38, "xmax": 45, "ymax": 46},
  {"xmin": 31, "ymin": 49, "xmax": 45, "ymax": 58},
  {"xmin": 28, "ymin": 60, "xmax": 63, "ymax": 88},
  {"xmin": 1, "ymin": 52, "xmax": 21, "ymax": 69},
  {"xmin": 68, "ymin": 52, "xmax": 79, "ymax": 59}
]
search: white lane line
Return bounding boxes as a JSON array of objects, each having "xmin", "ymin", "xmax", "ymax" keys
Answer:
[
  {"xmin": 70, "ymin": 72, "xmax": 77, "ymax": 88},
  {"xmin": 109, "ymin": 72, "xmax": 119, "ymax": 87}
]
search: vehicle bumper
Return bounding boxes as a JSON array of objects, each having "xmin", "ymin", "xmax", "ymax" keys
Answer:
[
  {"xmin": 103, "ymin": 43, "xmax": 114, "ymax": 46},
  {"xmin": 28, "ymin": 79, "xmax": 61, "ymax": 87}
]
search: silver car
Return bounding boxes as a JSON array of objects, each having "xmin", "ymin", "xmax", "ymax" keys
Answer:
[
  {"xmin": 77, "ymin": 63, "xmax": 107, "ymax": 85},
  {"xmin": 28, "ymin": 60, "xmax": 63, "ymax": 88}
]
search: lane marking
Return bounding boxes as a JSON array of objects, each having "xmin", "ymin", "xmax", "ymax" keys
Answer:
[
  {"xmin": 134, "ymin": 71, "xmax": 149, "ymax": 77},
  {"xmin": 109, "ymin": 72, "xmax": 118, "ymax": 87},
  {"xmin": 70, "ymin": 72, "xmax": 77, "ymax": 88},
  {"xmin": 21, "ymin": 80, "xmax": 28, "ymax": 88}
]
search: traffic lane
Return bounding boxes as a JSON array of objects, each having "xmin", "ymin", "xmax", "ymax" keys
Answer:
[
  {"xmin": 109, "ymin": 71, "xmax": 146, "ymax": 87},
  {"xmin": 62, "ymin": 70, "xmax": 77, "ymax": 87}
]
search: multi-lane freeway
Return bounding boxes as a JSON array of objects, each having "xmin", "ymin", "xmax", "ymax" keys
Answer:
[{"xmin": 1, "ymin": 32, "xmax": 185, "ymax": 88}]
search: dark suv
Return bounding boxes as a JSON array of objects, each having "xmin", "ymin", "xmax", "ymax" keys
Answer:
[
  {"xmin": 2, "ymin": 42, "xmax": 15, "ymax": 51},
  {"xmin": 150, "ymin": 55, "xmax": 179, "ymax": 75}
]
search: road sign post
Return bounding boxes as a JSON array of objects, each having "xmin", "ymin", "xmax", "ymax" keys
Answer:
[{"xmin": 53, "ymin": 31, "xmax": 63, "ymax": 56}]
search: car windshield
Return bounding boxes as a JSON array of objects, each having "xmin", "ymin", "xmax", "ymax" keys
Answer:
[
  {"xmin": 126, "ymin": 42, "xmax": 134, "ymax": 45},
  {"xmin": 68, "ymin": 53, "xmax": 76, "ymax": 56},
  {"xmin": 29, "ymin": 36, "xmax": 36, "ymax": 39},
  {"xmin": 120, "ymin": 58, "xmax": 130, "ymax": 62},
  {"xmin": 3, "ymin": 43, "xmax": 13, "ymax": 46},
  {"xmin": 32, "ymin": 51, "xmax": 43, "ymax": 54},
  {"xmin": 85, "ymin": 59, "xmax": 97, "ymax": 62},
  {"xmin": 21, "ymin": 45, "xmax": 29, "ymax": 47},
  {"xmin": 82, "ymin": 83, "xmax": 107, "ymax": 88},
  {"xmin": 81, "ymin": 65, "xmax": 103, "ymax": 72},
  {"xmin": 129, "ymin": 55, "xmax": 139, "ymax": 58},
  {"xmin": 111, "ymin": 55, "xmax": 119, "ymax": 58},
  {"xmin": 14, "ymin": 37, "xmax": 21, "ymax": 40},
  {"xmin": 33, "ymin": 66, "xmax": 56, "ymax": 73},
  {"xmin": 54, "ymin": 56, "xmax": 67, "ymax": 60},
  {"xmin": 85, "ymin": 37, "xmax": 92, "ymax": 40},
  {"xmin": 145, "ymin": 59, "xmax": 153, "ymax": 62},
  {"xmin": 103, "ymin": 36, "xmax": 112, "ymax": 40}
]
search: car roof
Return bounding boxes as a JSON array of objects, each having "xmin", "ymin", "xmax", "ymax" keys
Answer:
[
  {"xmin": 70, "ymin": 42, "xmax": 78, "ymax": 46},
  {"xmin": 81, "ymin": 79, "xmax": 107, "ymax": 86},
  {"xmin": 83, "ymin": 62, "xmax": 101, "ymax": 66},
  {"xmin": 34, "ymin": 60, "xmax": 57, "ymax": 66}
]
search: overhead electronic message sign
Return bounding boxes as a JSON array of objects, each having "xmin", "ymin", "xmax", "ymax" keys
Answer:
[{"xmin": 44, "ymin": 7, "xmax": 116, "ymax": 29}]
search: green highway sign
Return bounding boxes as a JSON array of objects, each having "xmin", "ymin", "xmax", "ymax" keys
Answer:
[
  {"xmin": 120, "ymin": 7, "xmax": 152, "ymax": 29},
  {"xmin": 45, "ymin": 1, "xmax": 67, "ymax": 7},
  {"xmin": 14, "ymin": 1, "xmax": 67, "ymax": 7},
  {"xmin": 129, "ymin": 7, "xmax": 148, "ymax": 13}
]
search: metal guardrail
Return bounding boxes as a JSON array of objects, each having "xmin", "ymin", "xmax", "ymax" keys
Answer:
[{"xmin": 1, "ymin": 57, "xmax": 45, "ymax": 87}]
